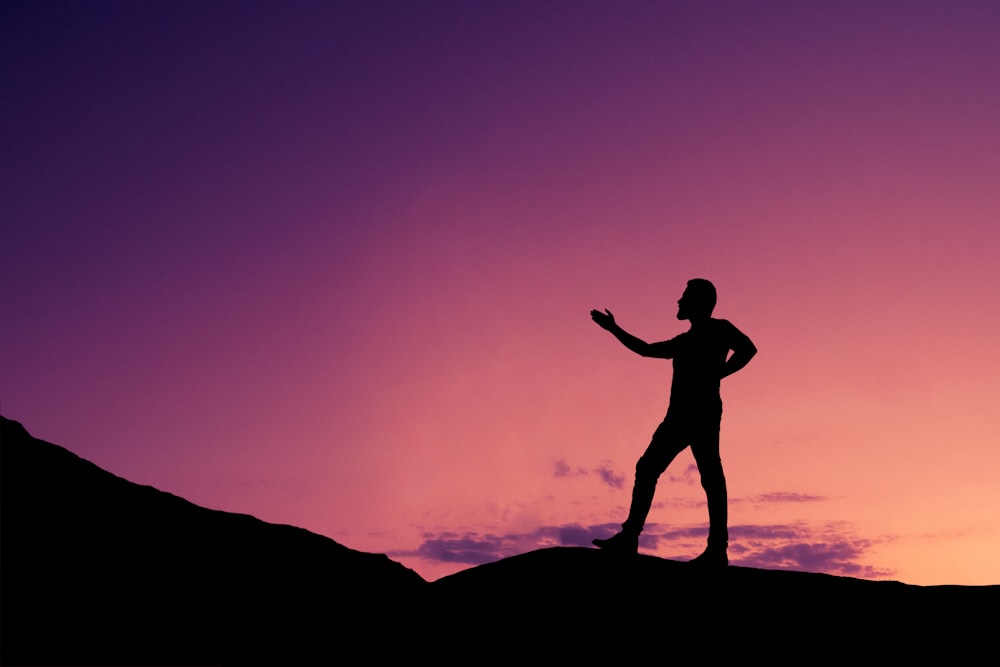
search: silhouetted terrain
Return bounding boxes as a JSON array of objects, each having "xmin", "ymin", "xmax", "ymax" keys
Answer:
[{"xmin": 2, "ymin": 416, "xmax": 997, "ymax": 666}]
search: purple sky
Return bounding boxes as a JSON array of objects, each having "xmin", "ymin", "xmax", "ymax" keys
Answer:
[{"xmin": 3, "ymin": 1, "xmax": 999, "ymax": 585}]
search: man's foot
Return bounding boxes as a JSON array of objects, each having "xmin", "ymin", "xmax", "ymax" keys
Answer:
[
  {"xmin": 592, "ymin": 531, "xmax": 638, "ymax": 554},
  {"xmin": 687, "ymin": 548, "xmax": 728, "ymax": 568}
]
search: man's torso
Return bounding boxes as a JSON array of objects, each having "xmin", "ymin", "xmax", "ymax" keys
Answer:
[{"xmin": 666, "ymin": 318, "xmax": 735, "ymax": 413}]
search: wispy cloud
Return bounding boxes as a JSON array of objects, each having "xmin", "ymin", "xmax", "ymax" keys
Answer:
[
  {"xmin": 557, "ymin": 524, "xmax": 616, "ymax": 548},
  {"xmin": 425, "ymin": 461, "xmax": 885, "ymax": 576},
  {"xmin": 400, "ymin": 523, "xmax": 894, "ymax": 579},
  {"xmin": 552, "ymin": 458, "xmax": 625, "ymax": 489},
  {"xmin": 395, "ymin": 519, "xmax": 894, "ymax": 579},
  {"xmin": 393, "ymin": 524, "xmax": 615, "ymax": 565},
  {"xmin": 643, "ymin": 521, "xmax": 894, "ymax": 578},
  {"xmin": 741, "ymin": 492, "xmax": 829, "ymax": 504},
  {"xmin": 650, "ymin": 489, "xmax": 829, "ymax": 512},
  {"xmin": 594, "ymin": 463, "xmax": 625, "ymax": 489},
  {"xmin": 736, "ymin": 540, "xmax": 887, "ymax": 577},
  {"xmin": 410, "ymin": 532, "xmax": 513, "ymax": 565},
  {"xmin": 553, "ymin": 459, "xmax": 588, "ymax": 478},
  {"xmin": 555, "ymin": 454, "xmax": 827, "ymax": 504},
  {"xmin": 665, "ymin": 464, "xmax": 699, "ymax": 485},
  {"xmin": 652, "ymin": 497, "xmax": 707, "ymax": 510}
]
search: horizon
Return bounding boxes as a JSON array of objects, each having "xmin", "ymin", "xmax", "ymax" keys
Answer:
[{"xmin": 2, "ymin": 1, "xmax": 998, "ymax": 586}]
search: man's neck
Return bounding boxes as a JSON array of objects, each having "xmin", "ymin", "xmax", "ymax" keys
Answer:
[{"xmin": 688, "ymin": 316, "xmax": 711, "ymax": 331}]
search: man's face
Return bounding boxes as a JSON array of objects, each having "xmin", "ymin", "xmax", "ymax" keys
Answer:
[{"xmin": 676, "ymin": 288, "xmax": 693, "ymax": 320}]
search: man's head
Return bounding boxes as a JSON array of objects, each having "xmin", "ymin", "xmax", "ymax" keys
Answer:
[{"xmin": 677, "ymin": 278, "xmax": 716, "ymax": 320}]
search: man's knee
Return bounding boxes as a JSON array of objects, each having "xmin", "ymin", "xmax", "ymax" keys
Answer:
[
  {"xmin": 700, "ymin": 474, "xmax": 726, "ymax": 495},
  {"xmin": 635, "ymin": 454, "xmax": 665, "ymax": 482},
  {"xmin": 697, "ymin": 460, "xmax": 726, "ymax": 491}
]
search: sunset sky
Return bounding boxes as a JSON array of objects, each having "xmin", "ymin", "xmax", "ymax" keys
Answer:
[{"xmin": 3, "ymin": 1, "xmax": 998, "ymax": 586}]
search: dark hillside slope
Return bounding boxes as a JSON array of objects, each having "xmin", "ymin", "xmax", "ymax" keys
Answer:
[
  {"xmin": 2, "ymin": 416, "xmax": 997, "ymax": 666},
  {"xmin": 0, "ymin": 417, "xmax": 426, "ymax": 665},
  {"xmin": 431, "ymin": 546, "xmax": 999, "ymax": 665}
]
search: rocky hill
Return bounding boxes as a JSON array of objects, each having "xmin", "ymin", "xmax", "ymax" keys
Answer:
[{"xmin": 2, "ymin": 416, "xmax": 996, "ymax": 666}]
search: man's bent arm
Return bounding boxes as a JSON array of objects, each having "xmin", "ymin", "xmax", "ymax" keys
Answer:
[{"xmin": 720, "ymin": 332, "xmax": 757, "ymax": 379}]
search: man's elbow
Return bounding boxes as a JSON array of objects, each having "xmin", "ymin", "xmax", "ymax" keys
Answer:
[{"xmin": 737, "ymin": 343, "xmax": 757, "ymax": 364}]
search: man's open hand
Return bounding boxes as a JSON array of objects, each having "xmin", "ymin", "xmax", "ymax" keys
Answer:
[{"xmin": 591, "ymin": 308, "xmax": 616, "ymax": 331}]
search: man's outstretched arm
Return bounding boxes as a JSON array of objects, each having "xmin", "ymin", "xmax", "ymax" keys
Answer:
[
  {"xmin": 720, "ymin": 327, "xmax": 757, "ymax": 379},
  {"xmin": 591, "ymin": 308, "xmax": 671, "ymax": 358}
]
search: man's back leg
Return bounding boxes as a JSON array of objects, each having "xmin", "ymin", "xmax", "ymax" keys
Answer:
[{"xmin": 690, "ymin": 430, "xmax": 728, "ymax": 566}]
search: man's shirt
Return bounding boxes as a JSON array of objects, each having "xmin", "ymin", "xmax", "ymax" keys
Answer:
[{"xmin": 649, "ymin": 318, "xmax": 753, "ymax": 413}]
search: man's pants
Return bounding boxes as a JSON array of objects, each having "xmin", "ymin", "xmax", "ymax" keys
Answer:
[{"xmin": 621, "ymin": 408, "xmax": 728, "ymax": 549}]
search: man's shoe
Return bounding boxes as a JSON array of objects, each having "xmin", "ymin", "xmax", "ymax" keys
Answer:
[
  {"xmin": 592, "ymin": 531, "xmax": 638, "ymax": 554},
  {"xmin": 687, "ymin": 548, "xmax": 728, "ymax": 567}
]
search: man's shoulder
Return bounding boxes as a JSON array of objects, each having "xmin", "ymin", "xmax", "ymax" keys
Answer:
[{"xmin": 708, "ymin": 318, "xmax": 747, "ymax": 339}]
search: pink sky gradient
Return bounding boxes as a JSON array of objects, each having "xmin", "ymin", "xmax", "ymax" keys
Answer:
[{"xmin": 3, "ymin": 1, "xmax": 998, "ymax": 585}]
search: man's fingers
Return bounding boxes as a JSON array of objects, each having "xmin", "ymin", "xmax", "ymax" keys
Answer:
[{"xmin": 590, "ymin": 308, "xmax": 613, "ymax": 326}]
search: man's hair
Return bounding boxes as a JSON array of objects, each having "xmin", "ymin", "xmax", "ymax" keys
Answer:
[{"xmin": 686, "ymin": 278, "xmax": 717, "ymax": 316}]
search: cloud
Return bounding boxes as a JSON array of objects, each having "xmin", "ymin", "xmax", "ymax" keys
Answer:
[
  {"xmin": 398, "ymin": 520, "xmax": 894, "ymax": 579},
  {"xmin": 743, "ymin": 492, "xmax": 829, "ymax": 504},
  {"xmin": 407, "ymin": 531, "xmax": 524, "ymax": 565},
  {"xmin": 594, "ymin": 463, "xmax": 625, "ymax": 489},
  {"xmin": 665, "ymin": 464, "xmax": 699, "ymax": 485},
  {"xmin": 552, "ymin": 458, "xmax": 588, "ymax": 478},
  {"xmin": 648, "ymin": 488, "xmax": 828, "ymax": 512},
  {"xmin": 737, "ymin": 540, "xmax": 886, "ymax": 577},
  {"xmin": 558, "ymin": 524, "xmax": 612, "ymax": 548},
  {"xmin": 394, "ymin": 524, "xmax": 616, "ymax": 565},
  {"xmin": 730, "ymin": 524, "xmax": 809, "ymax": 541},
  {"xmin": 651, "ymin": 497, "xmax": 707, "ymax": 511},
  {"xmin": 730, "ymin": 530, "xmax": 893, "ymax": 578},
  {"xmin": 645, "ymin": 520, "xmax": 895, "ymax": 578},
  {"xmin": 552, "ymin": 458, "xmax": 625, "ymax": 489}
]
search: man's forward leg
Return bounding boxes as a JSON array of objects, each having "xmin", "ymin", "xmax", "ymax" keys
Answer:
[{"xmin": 594, "ymin": 418, "xmax": 686, "ymax": 554}]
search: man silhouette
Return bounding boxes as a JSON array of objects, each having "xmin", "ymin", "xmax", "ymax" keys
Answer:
[{"xmin": 590, "ymin": 278, "xmax": 756, "ymax": 566}]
